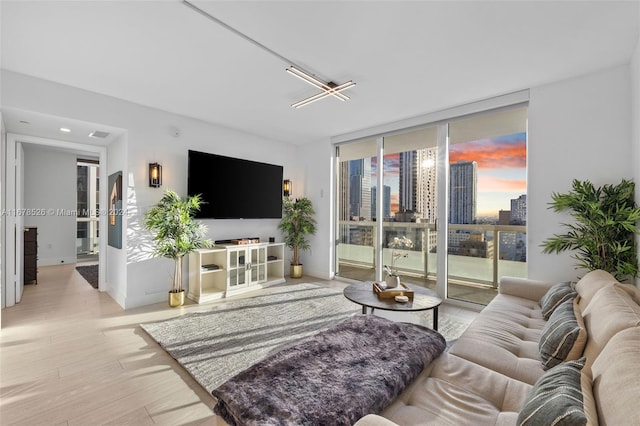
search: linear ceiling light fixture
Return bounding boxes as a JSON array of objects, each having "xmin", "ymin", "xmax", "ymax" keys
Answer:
[
  {"xmin": 286, "ymin": 66, "xmax": 355, "ymax": 108},
  {"xmin": 182, "ymin": 0, "xmax": 355, "ymax": 108}
]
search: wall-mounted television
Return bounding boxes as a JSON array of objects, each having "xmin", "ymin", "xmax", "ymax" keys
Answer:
[{"xmin": 188, "ymin": 150, "xmax": 283, "ymax": 219}]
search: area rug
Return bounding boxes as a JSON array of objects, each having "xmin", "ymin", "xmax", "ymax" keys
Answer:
[
  {"xmin": 76, "ymin": 264, "xmax": 98, "ymax": 289},
  {"xmin": 213, "ymin": 314, "xmax": 446, "ymax": 426},
  {"xmin": 141, "ymin": 283, "xmax": 470, "ymax": 394}
]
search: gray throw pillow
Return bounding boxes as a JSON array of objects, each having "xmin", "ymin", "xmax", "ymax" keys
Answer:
[
  {"xmin": 517, "ymin": 357, "xmax": 587, "ymax": 426},
  {"xmin": 539, "ymin": 299, "xmax": 586, "ymax": 370},
  {"xmin": 540, "ymin": 281, "xmax": 576, "ymax": 320}
]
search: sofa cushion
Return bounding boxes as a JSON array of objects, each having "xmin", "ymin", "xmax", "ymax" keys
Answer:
[
  {"xmin": 581, "ymin": 284, "xmax": 640, "ymax": 375},
  {"xmin": 590, "ymin": 327, "xmax": 640, "ymax": 425},
  {"xmin": 517, "ymin": 358, "xmax": 587, "ymax": 426},
  {"xmin": 448, "ymin": 293, "xmax": 546, "ymax": 384},
  {"xmin": 539, "ymin": 281, "xmax": 575, "ymax": 320},
  {"xmin": 539, "ymin": 298, "xmax": 587, "ymax": 369},
  {"xmin": 574, "ymin": 269, "xmax": 617, "ymax": 311},
  {"xmin": 381, "ymin": 353, "xmax": 532, "ymax": 426}
]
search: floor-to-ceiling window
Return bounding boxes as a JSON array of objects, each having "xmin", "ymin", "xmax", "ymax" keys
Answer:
[{"xmin": 335, "ymin": 102, "xmax": 527, "ymax": 306}]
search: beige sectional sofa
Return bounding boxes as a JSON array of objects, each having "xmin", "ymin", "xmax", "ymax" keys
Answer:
[{"xmin": 355, "ymin": 269, "xmax": 640, "ymax": 425}]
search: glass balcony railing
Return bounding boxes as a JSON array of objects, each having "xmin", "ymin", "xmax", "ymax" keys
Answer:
[{"xmin": 336, "ymin": 220, "xmax": 527, "ymax": 305}]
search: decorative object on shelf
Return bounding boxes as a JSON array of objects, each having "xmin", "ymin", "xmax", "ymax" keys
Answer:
[
  {"xmin": 279, "ymin": 197, "xmax": 317, "ymax": 278},
  {"xmin": 384, "ymin": 236, "xmax": 414, "ymax": 286},
  {"xmin": 283, "ymin": 179, "xmax": 291, "ymax": 197},
  {"xmin": 541, "ymin": 179, "xmax": 640, "ymax": 281},
  {"xmin": 144, "ymin": 189, "xmax": 213, "ymax": 307},
  {"xmin": 149, "ymin": 162, "xmax": 162, "ymax": 188}
]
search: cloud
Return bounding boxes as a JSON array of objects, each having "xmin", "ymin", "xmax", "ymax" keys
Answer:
[
  {"xmin": 478, "ymin": 176, "xmax": 527, "ymax": 192},
  {"xmin": 450, "ymin": 134, "xmax": 526, "ymax": 169}
]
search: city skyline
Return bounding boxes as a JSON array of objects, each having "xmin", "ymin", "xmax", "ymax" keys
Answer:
[{"xmin": 372, "ymin": 131, "xmax": 526, "ymax": 217}]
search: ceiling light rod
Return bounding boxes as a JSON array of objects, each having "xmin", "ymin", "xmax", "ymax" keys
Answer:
[
  {"xmin": 183, "ymin": 0, "xmax": 299, "ymax": 69},
  {"xmin": 182, "ymin": 0, "xmax": 355, "ymax": 108}
]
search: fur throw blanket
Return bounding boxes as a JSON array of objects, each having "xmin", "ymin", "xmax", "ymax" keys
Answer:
[{"xmin": 212, "ymin": 314, "xmax": 446, "ymax": 425}]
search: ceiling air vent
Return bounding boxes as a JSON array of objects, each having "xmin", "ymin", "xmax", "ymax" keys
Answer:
[{"xmin": 88, "ymin": 130, "xmax": 110, "ymax": 139}]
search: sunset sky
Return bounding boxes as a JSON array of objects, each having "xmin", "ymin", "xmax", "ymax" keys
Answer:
[{"xmin": 373, "ymin": 132, "xmax": 526, "ymax": 217}]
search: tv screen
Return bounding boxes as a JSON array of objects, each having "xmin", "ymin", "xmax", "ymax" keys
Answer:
[{"xmin": 188, "ymin": 150, "xmax": 283, "ymax": 219}]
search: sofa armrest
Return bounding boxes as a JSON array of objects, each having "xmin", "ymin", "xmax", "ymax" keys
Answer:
[
  {"xmin": 499, "ymin": 276, "xmax": 555, "ymax": 301},
  {"xmin": 353, "ymin": 414, "xmax": 400, "ymax": 426}
]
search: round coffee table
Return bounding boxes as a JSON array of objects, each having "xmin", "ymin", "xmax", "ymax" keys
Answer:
[{"xmin": 343, "ymin": 281, "xmax": 443, "ymax": 330}]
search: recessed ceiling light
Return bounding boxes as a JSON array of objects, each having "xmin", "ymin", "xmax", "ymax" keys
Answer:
[{"xmin": 59, "ymin": 127, "xmax": 71, "ymax": 133}]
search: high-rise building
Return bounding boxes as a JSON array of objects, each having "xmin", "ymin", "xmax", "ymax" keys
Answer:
[
  {"xmin": 371, "ymin": 185, "xmax": 391, "ymax": 219},
  {"xmin": 399, "ymin": 151, "xmax": 417, "ymax": 212},
  {"xmin": 415, "ymin": 147, "xmax": 438, "ymax": 223},
  {"xmin": 510, "ymin": 194, "xmax": 527, "ymax": 224},
  {"xmin": 338, "ymin": 161, "xmax": 350, "ymax": 221},
  {"xmin": 449, "ymin": 161, "xmax": 477, "ymax": 224},
  {"xmin": 348, "ymin": 159, "xmax": 372, "ymax": 219}
]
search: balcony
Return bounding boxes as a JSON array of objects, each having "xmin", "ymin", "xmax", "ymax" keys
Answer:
[{"xmin": 337, "ymin": 221, "xmax": 527, "ymax": 306}]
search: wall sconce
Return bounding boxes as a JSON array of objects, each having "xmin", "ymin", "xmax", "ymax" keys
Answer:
[
  {"xmin": 283, "ymin": 179, "xmax": 291, "ymax": 197},
  {"xmin": 149, "ymin": 163, "xmax": 162, "ymax": 188}
]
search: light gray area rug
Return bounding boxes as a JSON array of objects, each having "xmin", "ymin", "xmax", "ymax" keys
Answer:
[{"xmin": 141, "ymin": 283, "xmax": 469, "ymax": 394}]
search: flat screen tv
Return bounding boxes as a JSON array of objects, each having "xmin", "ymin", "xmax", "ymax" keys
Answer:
[{"xmin": 188, "ymin": 150, "xmax": 283, "ymax": 219}]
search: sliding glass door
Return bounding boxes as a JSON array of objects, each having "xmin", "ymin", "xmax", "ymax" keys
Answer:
[
  {"xmin": 335, "ymin": 139, "xmax": 378, "ymax": 282},
  {"xmin": 447, "ymin": 107, "xmax": 527, "ymax": 304},
  {"xmin": 335, "ymin": 104, "xmax": 528, "ymax": 306}
]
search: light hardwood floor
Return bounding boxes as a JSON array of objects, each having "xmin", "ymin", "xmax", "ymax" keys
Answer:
[{"xmin": 1, "ymin": 264, "xmax": 477, "ymax": 425}]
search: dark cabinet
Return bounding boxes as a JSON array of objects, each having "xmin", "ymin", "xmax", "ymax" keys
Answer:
[{"xmin": 24, "ymin": 227, "xmax": 37, "ymax": 285}]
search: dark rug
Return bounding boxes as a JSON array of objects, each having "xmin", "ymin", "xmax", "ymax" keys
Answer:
[
  {"xmin": 76, "ymin": 264, "xmax": 98, "ymax": 289},
  {"xmin": 213, "ymin": 314, "xmax": 446, "ymax": 426}
]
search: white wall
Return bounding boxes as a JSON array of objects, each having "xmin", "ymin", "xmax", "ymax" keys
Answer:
[
  {"xmin": 631, "ymin": 23, "xmax": 640, "ymax": 288},
  {"xmin": 106, "ymin": 133, "xmax": 128, "ymax": 306},
  {"xmin": 1, "ymin": 70, "xmax": 300, "ymax": 309},
  {"xmin": 296, "ymin": 139, "xmax": 334, "ymax": 279},
  {"xmin": 524, "ymin": 65, "xmax": 632, "ymax": 282},
  {"xmin": 0, "ymin": 112, "xmax": 4, "ymax": 311},
  {"xmin": 22, "ymin": 145, "xmax": 77, "ymax": 265}
]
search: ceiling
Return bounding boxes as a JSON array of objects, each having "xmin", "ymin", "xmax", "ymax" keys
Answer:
[{"xmin": 1, "ymin": 1, "xmax": 639, "ymax": 146}]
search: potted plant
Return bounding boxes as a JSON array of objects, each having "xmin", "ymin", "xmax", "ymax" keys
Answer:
[
  {"xmin": 144, "ymin": 189, "xmax": 213, "ymax": 307},
  {"xmin": 279, "ymin": 197, "xmax": 317, "ymax": 278},
  {"xmin": 541, "ymin": 178, "xmax": 640, "ymax": 282}
]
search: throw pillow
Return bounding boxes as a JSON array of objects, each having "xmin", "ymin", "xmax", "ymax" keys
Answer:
[
  {"xmin": 539, "ymin": 298, "xmax": 587, "ymax": 370},
  {"xmin": 540, "ymin": 281, "xmax": 576, "ymax": 320},
  {"xmin": 517, "ymin": 357, "xmax": 587, "ymax": 426}
]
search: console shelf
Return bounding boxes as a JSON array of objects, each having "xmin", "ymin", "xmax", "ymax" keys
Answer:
[{"xmin": 188, "ymin": 242, "xmax": 285, "ymax": 303}]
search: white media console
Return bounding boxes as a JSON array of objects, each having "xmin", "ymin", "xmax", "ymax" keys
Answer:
[{"xmin": 187, "ymin": 242, "xmax": 286, "ymax": 303}]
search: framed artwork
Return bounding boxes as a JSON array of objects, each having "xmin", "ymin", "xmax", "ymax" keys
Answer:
[{"xmin": 108, "ymin": 171, "xmax": 123, "ymax": 249}]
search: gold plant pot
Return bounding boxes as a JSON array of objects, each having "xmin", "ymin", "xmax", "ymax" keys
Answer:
[
  {"xmin": 290, "ymin": 264, "xmax": 303, "ymax": 278},
  {"xmin": 168, "ymin": 290, "xmax": 185, "ymax": 307}
]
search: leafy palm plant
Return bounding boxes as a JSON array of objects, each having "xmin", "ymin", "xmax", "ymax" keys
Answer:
[
  {"xmin": 279, "ymin": 197, "xmax": 317, "ymax": 266},
  {"xmin": 542, "ymin": 179, "xmax": 640, "ymax": 281},
  {"xmin": 144, "ymin": 189, "xmax": 213, "ymax": 293}
]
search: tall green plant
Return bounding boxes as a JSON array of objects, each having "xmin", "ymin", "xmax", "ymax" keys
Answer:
[
  {"xmin": 144, "ymin": 189, "xmax": 213, "ymax": 292},
  {"xmin": 279, "ymin": 197, "xmax": 317, "ymax": 266},
  {"xmin": 541, "ymin": 179, "xmax": 640, "ymax": 281}
]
